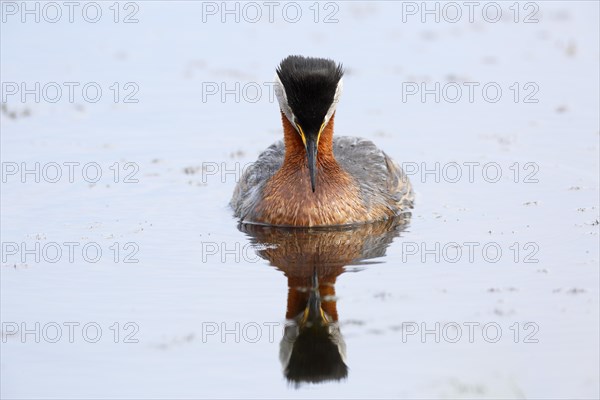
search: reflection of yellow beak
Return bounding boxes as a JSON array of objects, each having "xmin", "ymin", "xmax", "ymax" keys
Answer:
[{"xmin": 300, "ymin": 287, "xmax": 329, "ymax": 328}]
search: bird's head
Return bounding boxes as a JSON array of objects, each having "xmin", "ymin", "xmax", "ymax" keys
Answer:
[{"xmin": 275, "ymin": 55, "xmax": 344, "ymax": 192}]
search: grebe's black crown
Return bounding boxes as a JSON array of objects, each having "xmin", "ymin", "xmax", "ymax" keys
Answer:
[{"xmin": 276, "ymin": 55, "xmax": 344, "ymax": 130}]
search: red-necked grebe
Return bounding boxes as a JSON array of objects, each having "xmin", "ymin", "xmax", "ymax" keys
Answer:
[{"xmin": 231, "ymin": 55, "xmax": 413, "ymax": 227}]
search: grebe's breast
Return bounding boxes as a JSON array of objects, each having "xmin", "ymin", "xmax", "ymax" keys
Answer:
[{"xmin": 230, "ymin": 137, "xmax": 413, "ymax": 225}]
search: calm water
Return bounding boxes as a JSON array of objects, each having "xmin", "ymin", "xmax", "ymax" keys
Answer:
[{"xmin": 1, "ymin": 2, "xmax": 599, "ymax": 398}]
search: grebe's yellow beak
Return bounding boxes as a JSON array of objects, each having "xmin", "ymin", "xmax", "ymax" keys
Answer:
[{"xmin": 295, "ymin": 122, "xmax": 326, "ymax": 193}]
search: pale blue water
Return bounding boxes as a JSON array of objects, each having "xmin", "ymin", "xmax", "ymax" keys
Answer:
[{"xmin": 1, "ymin": 2, "xmax": 599, "ymax": 398}]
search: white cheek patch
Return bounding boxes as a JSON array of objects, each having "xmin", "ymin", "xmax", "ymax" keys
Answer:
[
  {"xmin": 274, "ymin": 73, "xmax": 297, "ymax": 128},
  {"xmin": 323, "ymin": 78, "xmax": 343, "ymax": 128}
]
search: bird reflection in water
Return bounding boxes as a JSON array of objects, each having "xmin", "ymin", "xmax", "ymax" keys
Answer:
[{"xmin": 239, "ymin": 216, "xmax": 410, "ymax": 386}]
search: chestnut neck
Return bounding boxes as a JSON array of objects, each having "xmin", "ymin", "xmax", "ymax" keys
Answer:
[
  {"xmin": 285, "ymin": 275, "xmax": 340, "ymax": 322},
  {"xmin": 281, "ymin": 112, "xmax": 337, "ymax": 167}
]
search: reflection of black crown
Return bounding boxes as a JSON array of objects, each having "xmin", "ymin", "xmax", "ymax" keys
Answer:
[{"xmin": 282, "ymin": 324, "xmax": 348, "ymax": 385}]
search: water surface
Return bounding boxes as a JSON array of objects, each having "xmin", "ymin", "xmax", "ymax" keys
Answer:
[{"xmin": 1, "ymin": 2, "xmax": 599, "ymax": 398}]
